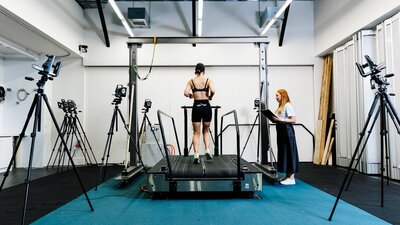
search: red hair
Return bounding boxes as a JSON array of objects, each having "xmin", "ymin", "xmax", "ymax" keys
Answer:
[{"xmin": 276, "ymin": 89, "xmax": 291, "ymax": 115}]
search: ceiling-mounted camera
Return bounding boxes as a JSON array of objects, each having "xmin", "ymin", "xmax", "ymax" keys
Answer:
[
  {"xmin": 79, "ymin": 45, "xmax": 88, "ymax": 53},
  {"xmin": 115, "ymin": 84, "xmax": 127, "ymax": 98}
]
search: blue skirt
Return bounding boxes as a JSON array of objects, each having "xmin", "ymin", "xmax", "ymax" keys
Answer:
[{"xmin": 276, "ymin": 123, "xmax": 299, "ymax": 174}]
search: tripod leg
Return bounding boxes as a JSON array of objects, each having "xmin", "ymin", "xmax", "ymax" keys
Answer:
[
  {"xmin": 328, "ymin": 93, "xmax": 380, "ymax": 221},
  {"xmin": 76, "ymin": 116, "xmax": 98, "ymax": 164},
  {"xmin": 95, "ymin": 108, "xmax": 117, "ymax": 190},
  {"xmin": 42, "ymin": 94, "xmax": 94, "ymax": 211},
  {"xmin": 384, "ymin": 122, "xmax": 390, "ymax": 185},
  {"xmin": 379, "ymin": 94, "xmax": 387, "ymax": 207},
  {"xmin": 67, "ymin": 123, "xmax": 77, "ymax": 170},
  {"xmin": 72, "ymin": 122, "xmax": 91, "ymax": 166},
  {"xmin": 0, "ymin": 95, "xmax": 38, "ymax": 191},
  {"xmin": 383, "ymin": 93, "xmax": 400, "ymax": 184},
  {"xmin": 241, "ymin": 114, "xmax": 259, "ymax": 157},
  {"xmin": 52, "ymin": 118, "xmax": 69, "ymax": 171},
  {"xmin": 74, "ymin": 121, "xmax": 92, "ymax": 165},
  {"xmin": 346, "ymin": 105, "xmax": 381, "ymax": 190},
  {"xmin": 46, "ymin": 116, "xmax": 66, "ymax": 169},
  {"xmin": 146, "ymin": 115, "xmax": 165, "ymax": 157},
  {"xmin": 384, "ymin": 92, "xmax": 400, "ymax": 126},
  {"xmin": 137, "ymin": 115, "xmax": 147, "ymax": 157},
  {"xmin": 60, "ymin": 118, "xmax": 73, "ymax": 172},
  {"xmin": 21, "ymin": 94, "xmax": 42, "ymax": 225},
  {"xmin": 117, "ymin": 109, "xmax": 148, "ymax": 173}
]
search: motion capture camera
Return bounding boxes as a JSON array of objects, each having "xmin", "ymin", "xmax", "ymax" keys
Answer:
[
  {"xmin": 254, "ymin": 98, "xmax": 260, "ymax": 109},
  {"xmin": 32, "ymin": 55, "xmax": 62, "ymax": 78},
  {"xmin": 115, "ymin": 84, "xmax": 127, "ymax": 98},
  {"xmin": 142, "ymin": 99, "xmax": 152, "ymax": 113},
  {"xmin": 67, "ymin": 99, "xmax": 76, "ymax": 108},
  {"xmin": 144, "ymin": 99, "xmax": 152, "ymax": 109},
  {"xmin": 356, "ymin": 55, "xmax": 394, "ymax": 89}
]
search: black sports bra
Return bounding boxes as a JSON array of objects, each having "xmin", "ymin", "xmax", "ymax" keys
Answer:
[{"xmin": 191, "ymin": 78, "xmax": 209, "ymax": 93}]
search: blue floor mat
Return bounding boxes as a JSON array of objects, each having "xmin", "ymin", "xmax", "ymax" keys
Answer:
[{"xmin": 32, "ymin": 174, "xmax": 390, "ymax": 225}]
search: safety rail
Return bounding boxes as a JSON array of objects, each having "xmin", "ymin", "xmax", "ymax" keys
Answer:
[
  {"xmin": 220, "ymin": 123, "xmax": 315, "ymax": 152},
  {"xmin": 220, "ymin": 110, "xmax": 241, "ymax": 180},
  {"xmin": 157, "ymin": 110, "xmax": 182, "ymax": 180}
]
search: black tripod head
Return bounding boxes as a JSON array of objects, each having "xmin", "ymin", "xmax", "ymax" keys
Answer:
[
  {"xmin": 58, "ymin": 99, "xmax": 69, "ymax": 114},
  {"xmin": 26, "ymin": 55, "xmax": 62, "ymax": 93},
  {"xmin": 112, "ymin": 97, "xmax": 123, "ymax": 105},
  {"xmin": 67, "ymin": 99, "xmax": 78, "ymax": 114},
  {"xmin": 356, "ymin": 55, "xmax": 394, "ymax": 90}
]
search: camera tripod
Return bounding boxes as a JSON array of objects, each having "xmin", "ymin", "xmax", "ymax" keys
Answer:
[
  {"xmin": 0, "ymin": 56, "xmax": 93, "ymax": 225},
  {"xmin": 95, "ymin": 95, "xmax": 147, "ymax": 190},
  {"xmin": 240, "ymin": 108, "xmax": 277, "ymax": 169},
  {"xmin": 138, "ymin": 106, "xmax": 164, "ymax": 158},
  {"xmin": 46, "ymin": 101, "xmax": 97, "ymax": 171},
  {"xmin": 329, "ymin": 56, "xmax": 400, "ymax": 220}
]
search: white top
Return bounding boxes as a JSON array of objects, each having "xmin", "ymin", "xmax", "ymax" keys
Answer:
[{"xmin": 277, "ymin": 102, "xmax": 295, "ymax": 119}]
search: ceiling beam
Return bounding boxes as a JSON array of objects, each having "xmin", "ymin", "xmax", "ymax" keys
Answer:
[
  {"xmin": 96, "ymin": 0, "xmax": 110, "ymax": 47},
  {"xmin": 279, "ymin": 5, "xmax": 290, "ymax": 46},
  {"xmin": 192, "ymin": 0, "xmax": 196, "ymax": 37},
  {"xmin": 127, "ymin": 36, "xmax": 269, "ymax": 45}
]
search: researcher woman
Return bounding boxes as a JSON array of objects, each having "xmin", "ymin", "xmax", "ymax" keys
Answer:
[
  {"xmin": 273, "ymin": 89, "xmax": 299, "ymax": 185},
  {"xmin": 184, "ymin": 63, "xmax": 215, "ymax": 164}
]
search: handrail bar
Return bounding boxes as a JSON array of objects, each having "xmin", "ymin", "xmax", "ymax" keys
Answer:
[
  {"xmin": 220, "ymin": 110, "xmax": 241, "ymax": 180},
  {"xmin": 157, "ymin": 110, "xmax": 182, "ymax": 180}
]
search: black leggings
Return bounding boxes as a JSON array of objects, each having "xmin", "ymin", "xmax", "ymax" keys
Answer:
[{"xmin": 192, "ymin": 100, "xmax": 212, "ymax": 122}]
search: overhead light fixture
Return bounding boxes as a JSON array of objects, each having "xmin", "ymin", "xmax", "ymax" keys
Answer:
[
  {"xmin": 197, "ymin": 0, "xmax": 204, "ymax": 36},
  {"xmin": 259, "ymin": 0, "xmax": 292, "ymax": 36},
  {"xmin": 109, "ymin": 0, "xmax": 135, "ymax": 37}
]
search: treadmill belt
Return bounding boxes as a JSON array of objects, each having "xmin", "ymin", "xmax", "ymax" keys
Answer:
[{"xmin": 150, "ymin": 155, "xmax": 259, "ymax": 179}]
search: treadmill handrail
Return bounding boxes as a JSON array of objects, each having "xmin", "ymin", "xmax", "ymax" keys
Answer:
[
  {"xmin": 220, "ymin": 110, "xmax": 241, "ymax": 180},
  {"xmin": 220, "ymin": 123, "xmax": 315, "ymax": 152},
  {"xmin": 157, "ymin": 110, "xmax": 182, "ymax": 180}
]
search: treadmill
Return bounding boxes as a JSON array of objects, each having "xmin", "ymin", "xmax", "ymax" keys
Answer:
[{"xmin": 147, "ymin": 107, "xmax": 263, "ymax": 193}]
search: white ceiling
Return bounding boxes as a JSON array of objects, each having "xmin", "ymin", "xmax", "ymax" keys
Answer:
[{"xmin": 0, "ymin": 6, "xmax": 70, "ymax": 61}]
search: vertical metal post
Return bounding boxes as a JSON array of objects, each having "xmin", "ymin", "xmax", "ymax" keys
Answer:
[
  {"xmin": 128, "ymin": 44, "xmax": 139, "ymax": 166},
  {"xmin": 259, "ymin": 43, "xmax": 270, "ymax": 164},
  {"xmin": 214, "ymin": 107, "xmax": 219, "ymax": 156},
  {"xmin": 184, "ymin": 108, "xmax": 188, "ymax": 156}
]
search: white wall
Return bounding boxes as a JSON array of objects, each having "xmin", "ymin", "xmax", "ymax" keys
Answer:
[
  {"xmin": 0, "ymin": 57, "xmax": 4, "ymax": 131},
  {"xmin": 0, "ymin": 1, "xmax": 317, "ymax": 168},
  {"xmin": 83, "ymin": 65, "xmax": 315, "ymax": 164},
  {"xmin": 0, "ymin": 57, "xmax": 87, "ymax": 168},
  {"xmin": 0, "ymin": 0, "xmax": 86, "ymax": 56},
  {"xmin": 76, "ymin": 1, "xmax": 317, "ymax": 164},
  {"xmin": 314, "ymin": 0, "xmax": 400, "ymax": 56},
  {"xmin": 1, "ymin": 56, "xmax": 54, "ymax": 168},
  {"xmin": 84, "ymin": 67, "xmax": 129, "ymax": 164},
  {"xmin": 50, "ymin": 58, "xmax": 86, "ymax": 165}
]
